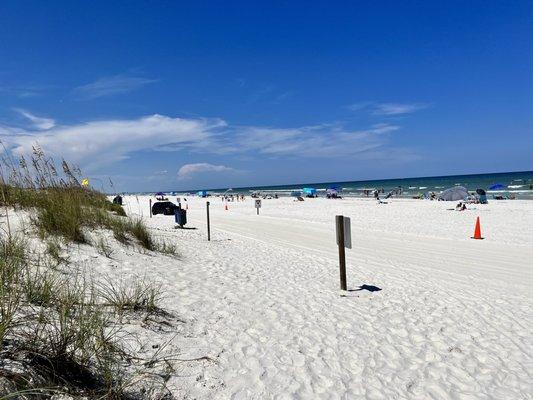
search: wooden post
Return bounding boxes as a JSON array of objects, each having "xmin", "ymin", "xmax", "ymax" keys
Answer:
[
  {"xmin": 206, "ymin": 201, "xmax": 211, "ymax": 241},
  {"xmin": 256, "ymin": 207, "xmax": 259, "ymax": 215},
  {"xmin": 149, "ymin": 198, "xmax": 152, "ymax": 218},
  {"xmin": 336, "ymin": 215, "xmax": 347, "ymax": 290}
]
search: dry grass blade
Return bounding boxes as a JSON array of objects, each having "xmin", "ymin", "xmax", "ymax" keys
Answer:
[{"xmin": 97, "ymin": 276, "xmax": 163, "ymax": 315}]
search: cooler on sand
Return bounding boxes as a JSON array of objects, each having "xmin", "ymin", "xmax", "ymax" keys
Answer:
[{"xmin": 174, "ymin": 208, "xmax": 187, "ymax": 228}]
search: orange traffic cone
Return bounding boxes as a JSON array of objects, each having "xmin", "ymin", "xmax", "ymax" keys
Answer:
[{"xmin": 471, "ymin": 217, "xmax": 483, "ymax": 240}]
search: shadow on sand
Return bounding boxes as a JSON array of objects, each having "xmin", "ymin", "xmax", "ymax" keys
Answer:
[{"xmin": 348, "ymin": 284, "xmax": 382, "ymax": 292}]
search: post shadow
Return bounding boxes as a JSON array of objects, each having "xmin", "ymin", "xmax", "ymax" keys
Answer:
[{"xmin": 348, "ymin": 284, "xmax": 382, "ymax": 292}]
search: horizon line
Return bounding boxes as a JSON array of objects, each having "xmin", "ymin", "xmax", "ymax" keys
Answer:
[{"xmin": 122, "ymin": 169, "xmax": 533, "ymax": 194}]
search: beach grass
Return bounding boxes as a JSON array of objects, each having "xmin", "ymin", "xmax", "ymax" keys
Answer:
[
  {"xmin": 0, "ymin": 230, "xmax": 168, "ymax": 397},
  {"xmin": 98, "ymin": 276, "xmax": 163, "ymax": 315},
  {"xmin": 0, "ymin": 146, "xmax": 161, "ymax": 253},
  {"xmin": 0, "ymin": 147, "xmax": 173, "ymax": 397}
]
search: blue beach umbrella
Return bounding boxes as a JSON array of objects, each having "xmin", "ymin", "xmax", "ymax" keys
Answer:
[
  {"xmin": 302, "ymin": 187, "xmax": 317, "ymax": 196},
  {"xmin": 489, "ymin": 183, "xmax": 505, "ymax": 190}
]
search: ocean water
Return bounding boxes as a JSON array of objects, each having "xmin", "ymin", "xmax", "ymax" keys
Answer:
[{"xmin": 180, "ymin": 171, "xmax": 533, "ymax": 199}]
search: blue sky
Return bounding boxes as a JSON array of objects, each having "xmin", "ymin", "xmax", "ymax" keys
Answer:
[{"xmin": 0, "ymin": 1, "xmax": 531, "ymax": 192}]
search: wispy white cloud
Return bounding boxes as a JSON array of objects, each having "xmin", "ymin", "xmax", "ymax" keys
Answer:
[
  {"xmin": 177, "ymin": 163, "xmax": 234, "ymax": 180},
  {"xmin": 372, "ymin": 103, "xmax": 427, "ymax": 115},
  {"xmin": 347, "ymin": 101, "xmax": 428, "ymax": 115},
  {"xmin": 222, "ymin": 123, "xmax": 400, "ymax": 157},
  {"xmin": 0, "ymin": 112, "xmax": 410, "ymax": 173},
  {"xmin": 346, "ymin": 101, "xmax": 374, "ymax": 112},
  {"xmin": 2, "ymin": 114, "xmax": 225, "ymax": 171},
  {"xmin": 0, "ymin": 84, "xmax": 54, "ymax": 98},
  {"xmin": 73, "ymin": 74, "xmax": 157, "ymax": 99},
  {"xmin": 14, "ymin": 108, "xmax": 55, "ymax": 130}
]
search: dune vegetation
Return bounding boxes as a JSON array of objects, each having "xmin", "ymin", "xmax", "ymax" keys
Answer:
[{"xmin": 0, "ymin": 146, "xmax": 177, "ymax": 398}]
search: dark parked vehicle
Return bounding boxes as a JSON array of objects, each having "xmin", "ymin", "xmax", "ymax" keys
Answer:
[{"xmin": 152, "ymin": 201, "xmax": 179, "ymax": 215}]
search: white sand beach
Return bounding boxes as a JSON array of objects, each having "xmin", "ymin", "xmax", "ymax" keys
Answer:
[
  {"xmin": 74, "ymin": 195, "xmax": 531, "ymax": 399},
  {"xmin": 3, "ymin": 2, "xmax": 532, "ymax": 397}
]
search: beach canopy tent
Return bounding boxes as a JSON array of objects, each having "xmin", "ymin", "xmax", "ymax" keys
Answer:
[
  {"xmin": 197, "ymin": 190, "xmax": 208, "ymax": 197},
  {"xmin": 155, "ymin": 192, "xmax": 165, "ymax": 196},
  {"xmin": 438, "ymin": 186, "xmax": 469, "ymax": 201},
  {"xmin": 489, "ymin": 183, "xmax": 505, "ymax": 190},
  {"xmin": 302, "ymin": 187, "xmax": 317, "ymax": 196},
  {"xmin": 326, "ymin": 187, "xmax": 341, "ymax": 199},
  {"xmin": 155, "ymin": 191, "xmax": 166, "ymax": 200}
]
